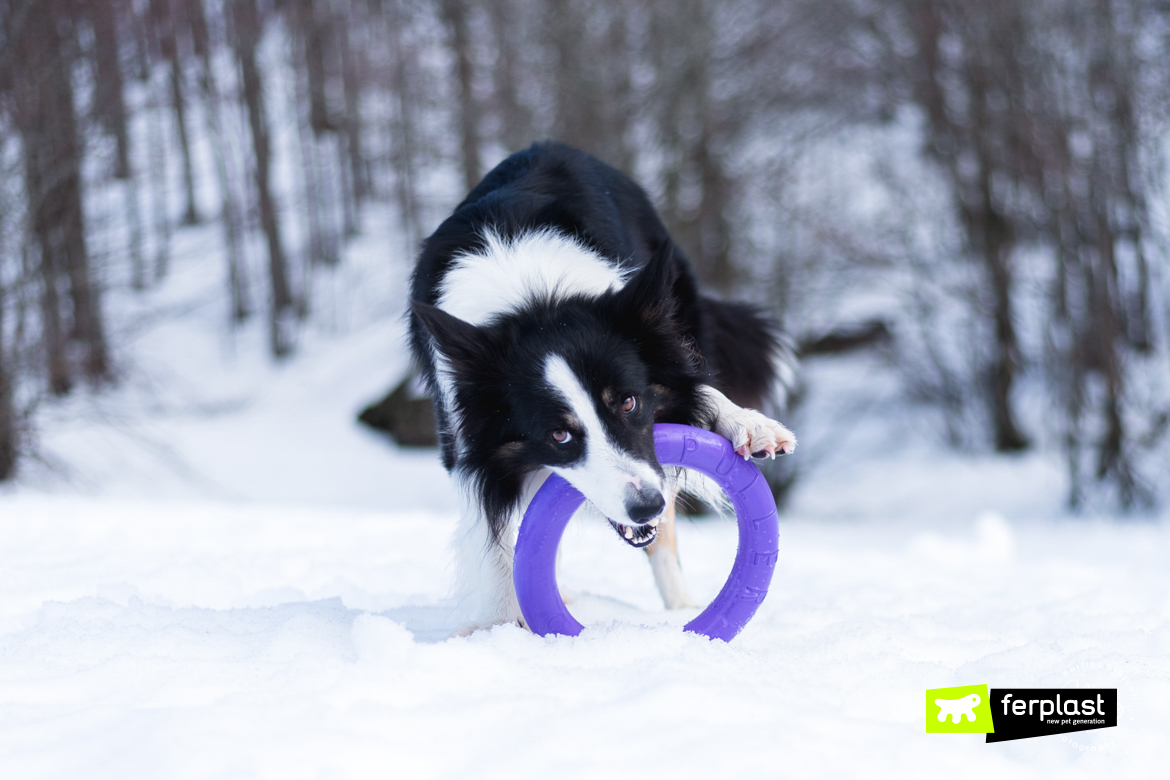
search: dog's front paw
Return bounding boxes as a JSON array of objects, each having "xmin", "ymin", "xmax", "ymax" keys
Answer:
[
  {"xmin": 453, "ymin": 612, "xmax": 528, "ymax": 637},
  {"xmin": 714, "ymin": 407, "xmax": 797, "ymax": 460}
]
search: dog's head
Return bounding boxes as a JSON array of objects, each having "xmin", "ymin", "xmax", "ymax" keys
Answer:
[{"xmin": 412, "ymin": 244, "xmax": 702, "ymax": 547}]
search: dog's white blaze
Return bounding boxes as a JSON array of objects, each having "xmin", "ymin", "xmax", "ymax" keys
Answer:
[
  {"xmin": 438, "ymin": 228, "xmax": 628, "ymax": 326},
  {"xmin": 543, "ymin": 355, "xmax": 661, "ymax": 524}
]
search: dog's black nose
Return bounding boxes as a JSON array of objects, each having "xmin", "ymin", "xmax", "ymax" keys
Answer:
[{"xmin": 625, "ymin": 490, "xmax": 665, "ymax": 523}]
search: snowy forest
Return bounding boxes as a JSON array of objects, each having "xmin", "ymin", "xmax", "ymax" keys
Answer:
[
  {"xmin": 3, "ymin": 3, "xmax": 1170, "ymax": 777},
  {"xmin": 2, "ymin": 0, "xmax": 1170, "ymax": 506}
]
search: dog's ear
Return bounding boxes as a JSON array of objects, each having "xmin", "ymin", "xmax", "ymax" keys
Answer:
[
  {"xmin": 609, "ymin": 241, "xmax": 679, "ymax": 324},
  {"xmin": 411, "ymin": 300, "xmax": 487, "ymax": 369}
]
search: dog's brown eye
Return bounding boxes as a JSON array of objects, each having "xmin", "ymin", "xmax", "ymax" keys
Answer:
[
  {"xmin": 621, "ymin": 396, "xmax": 637, "ymax": 413},
  {"xmin": 551, "ymin": 429, "xmax": 572, "ymax": 444}
]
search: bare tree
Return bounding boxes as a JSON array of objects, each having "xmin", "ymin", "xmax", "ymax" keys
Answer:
[
  {"xmin": 385, "ymin": 0, "xmax": 426, "ymax": 249},
  {"xmin": 441, "ymin": 0, "xmax": 482, "ymax": 193},
  {"xmin": 485, "ymin": 0, "xmax": 531, "ymax": 153},
  {"xmin": 892, "ymin": 0, "xmax": 1168, "ymax": 502},
  {"xmin": 10, "ymin": 0, "xmax": 110, "ymax": 391},
  {"xmin": 86, "ymin": 0, "xmax": 147, "ymax": 291},
  {"xmin": 90, "ymin": 0, "xmax": 132, "ymax": 180},
  {"xmin": 0, "ymin": 129, "xmax": 14, "ymax": 479},
  {"xmin": 149, "ymin": 0, "xmax": 199, "ymax": 226},
  {"xmin": 0, "ymin": 307, "xmax": 13, "ymax": 479},
  {"xmin": 899, "ymin": 0, "xmax": 1032, "ymax": 451},
  {"xmin": 187, "ymin": 0, "xmax": 250, "ymax": 322},
  {"xmin": 133, "ymin": 0, "xmax": 173, "ymax": 286},
  {"xmin": 1040, "ymin": 0, "xmax": 1164, "ymax": 508},
  {"xmin": 334, "ymin": 3, "xmax": 363, "ymax": 234},
  {"xmin": 288, "ymin": 0, "xmax": 340, "ymax": 267},
  {"xmin": 337, "ymin": 0, "xmax": 369, "ymax": 208},
  {"xmin": 230, "ymin": 0, "xmax": 295, "ymax": 357}
]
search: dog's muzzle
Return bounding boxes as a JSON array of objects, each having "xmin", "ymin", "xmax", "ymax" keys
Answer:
[
  {"xmin": 608, "ymin": 517, "xmax": 660, "ymax": 548},
  {"xmin": 609, "ymin": 486, "xmax": 665, "ymax": 548}
]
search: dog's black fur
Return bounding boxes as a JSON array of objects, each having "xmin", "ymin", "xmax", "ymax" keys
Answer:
[{"xmin": 409, "ymin": 142, "xmax": 782, "ymax": 543}]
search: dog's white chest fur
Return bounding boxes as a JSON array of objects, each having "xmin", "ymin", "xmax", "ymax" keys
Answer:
[{"xmin": 437, "ymin": 229, "xmax": 628, "ymax": 324}]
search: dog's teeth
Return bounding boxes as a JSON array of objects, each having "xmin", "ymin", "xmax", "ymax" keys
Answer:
[
  {"xmin": 623, "ymin": 526, "xmax": 633, "ymax": 539},
  {"xmin": 649, "ymin": 518, "xmax": 659, "ymax": 527}
]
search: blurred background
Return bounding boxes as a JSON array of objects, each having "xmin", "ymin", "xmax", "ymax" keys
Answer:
[{"xmin": 1, "ymin": 0, "xmax": 1169, "ymax": 514}]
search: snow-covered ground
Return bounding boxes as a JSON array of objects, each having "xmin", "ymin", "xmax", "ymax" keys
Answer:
[{"xmin": 3, "ymin": 200, "xmax": 1169, "ymax": 778}]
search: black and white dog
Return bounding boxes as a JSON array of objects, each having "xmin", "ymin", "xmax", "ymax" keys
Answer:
[{"xmin": 409, "ymin": 142, "xmax": 796, "ymax": 633}]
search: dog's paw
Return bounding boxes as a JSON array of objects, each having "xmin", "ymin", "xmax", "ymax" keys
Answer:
[
  {"xmin": 714, "ymin": 407, "xmax": 797, "ymax": 460},
  {"xmin": 453, "ymin": 613, "xmax": 528, "ymax": 637},
  {"xmin": 452, "ymin": 603, "xmax": 528, "ymax": 637}
]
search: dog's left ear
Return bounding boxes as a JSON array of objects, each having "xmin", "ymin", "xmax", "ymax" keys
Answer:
[
  {"xmin": 411, "ymin": 300, "xmax": 488, "ymax": 371},
  {"xmin": 608, "ymin": 240, "xmax": 679, "ymax": 324}
]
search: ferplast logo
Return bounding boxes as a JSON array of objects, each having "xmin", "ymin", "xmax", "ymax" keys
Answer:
[
  {"xmin": 926, "ymin": 684, "xmax": 994, "ymax": 734},
  {"xmin": 985, "ymin": 688, "xmax": 1117, "ymax": 743},
  {"xmin": 926, "ymin": 684, "xmax": 1118, "ymax": 742}
]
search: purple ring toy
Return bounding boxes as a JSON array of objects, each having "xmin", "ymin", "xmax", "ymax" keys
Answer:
[{"xmin": 514, "ymin": 423, "xmax": 780, "ymax": 642}]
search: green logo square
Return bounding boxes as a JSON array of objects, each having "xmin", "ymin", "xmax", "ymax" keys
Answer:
[{"xmin": 926, "ymin": 684, "xmax": 995, "ymax": 733}]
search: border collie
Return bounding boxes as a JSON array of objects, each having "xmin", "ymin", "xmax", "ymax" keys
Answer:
[{"xmin": 409, "ymin": 142, "xmax": 796, "ymax": 633}]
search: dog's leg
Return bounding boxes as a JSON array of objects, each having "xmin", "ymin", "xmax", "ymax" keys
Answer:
[
  {"xmin": 450, "ymin": 479, "xmax": 525, "ymax": 636},
  {"xmin": 450, "ymin": 470, "xmax": 553, "ymax": 636},
  {"xmin": 700, "ymin": 385, "xmax": 797, "ymax": 459},
  {"xmin": 557, "ymin": 545, "xmax": 577, "ymax": 605},
  {"xmin": 645, "ymin": 486, "xmax": 698, "ymax": 609}
]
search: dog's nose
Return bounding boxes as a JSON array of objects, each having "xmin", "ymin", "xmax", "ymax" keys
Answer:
[{"xmin": 625, "ymin": 489, "xmax": 665, "ymax": 523}]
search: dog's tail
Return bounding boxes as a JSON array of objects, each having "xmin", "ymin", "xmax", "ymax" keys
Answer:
[{"xmin": 699, "ymin": 297, "xmax": 798, "ymax": 418}]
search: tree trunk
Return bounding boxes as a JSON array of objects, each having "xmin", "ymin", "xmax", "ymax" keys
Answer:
[
  {"xmin": 387, "ymin": 1, "xmax": 423, "ymax": 249},
  {"xmin": 150, "ymin": 0, "xmax": 199, "ymax": 225},
  {"xmin": 0, "ymin": 198, "xmax": 15, "ymax": 479},
  {"xmin": 548, "ymin": 2, "xmax": 597, "ymax": 155},
  {"xmin": 295, "ymin": 0, "xmax": 334, "ymax": 134},
  {"xmin": 337, "ymin": 3, "xmax": 368, "ymax": 208},
  {"xmin": 88, "ymin": 0, "xmax": 147, "ymax": 289},
  {"xmin": 970, "ymin": 152, "xmax": 1028, "ymax": 452},
  {"xmin": 0, "ymin": 339, "xmax": 14, "ymax": 479},
  {"xmin": 441, "ymin": 0, "xmax": 481, "ymax": 193},
  {"xmin": 145, "ymin": 65, "xmax": 171, "ymax": 284},
  {"xmin": 169, "ymin": 56, "xmax": 199, "ymax": 225},
  {"xmin": 693, "ymin": 121, "xmax": 734, "ymax": 292},
  {"xmin": 14, "ymin": 2, "xmax": 110, "ymax": 390},
  {"xmin": 336, "ymin": 132, "xmax": 357, "ymax": 238},
  {"xmin": 35, "ymin": 223, "xmax": 71, "ymax": 395},
  {"xmin": 63, "ymin": 163, "xmax": 110, "ymax": 382},
  {"xmin": 231, "ymin": 0, "xmax": 295, "ymax": 357},
  {"xmin": 333, "ymin": 0, "xmax": 361, "ymax": 236},
  {"xmin": 187, "ymin": 0, "xmax": 249, "ymax": 322},
  {"xmin": 650, "ymin": 0, "xmax": 733, "ymax": 292},
  {"xmin": 981, "ymin": 208, "xmax": 1029, "ymax": 452},
  {"xmin": 906, "ymin": 0, "xmax": 1029, "ymax": 453},
  {"xmin": 124, "ymin": 171, "xmax": 147, "ymax": 291},
  {"xmin": 289, "ymin": 0, "xmax": 342, "ymax": 264},
  {"xmin": 90, "ymin": 0, "xmax": 132, "ymax": 180},
  {"xmin": 1089, "ymin": 210, "xmax": 1144, "ymax": 506},
  {"xmin": 486, "ymin": 0, "xmax": 529, "ymax": 153},
  {"xmin": 294, "ymin": 56, "xmax": 331, "ymax": 269}
]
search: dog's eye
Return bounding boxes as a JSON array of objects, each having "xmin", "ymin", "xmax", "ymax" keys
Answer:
[
  {"xmin": 551, "ymin": 429, "xmax": 573, "ymax": 444},
  {"xmin": 621, "ymin": 396, "xmax": 637, "ymax": 413}
]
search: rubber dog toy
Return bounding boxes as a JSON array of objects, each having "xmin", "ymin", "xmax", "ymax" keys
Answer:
[{"xmin": 513, "ymin": 423, "xmax": 780, "ymax": 642}]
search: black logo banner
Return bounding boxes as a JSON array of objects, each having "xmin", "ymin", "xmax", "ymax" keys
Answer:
[{"xmin": 986, "ymin": 688, "xmax": 1117, "ymax": 743}]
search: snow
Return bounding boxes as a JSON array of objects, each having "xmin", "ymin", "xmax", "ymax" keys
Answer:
[
  {"xmin": 3, "ymin": 85, "xmax": 1168, "ymax": 780},
  {"xmin": 3, "ymin": 490, "xmax": 1168, "ymax": 777}
]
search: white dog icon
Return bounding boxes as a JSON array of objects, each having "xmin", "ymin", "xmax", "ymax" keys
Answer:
[{"xmin": 935, "ymin": 693, "xmax": 980, "ymax": 724}]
